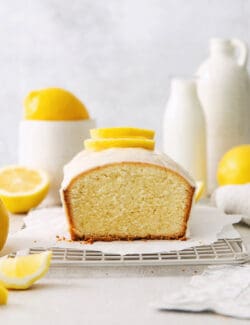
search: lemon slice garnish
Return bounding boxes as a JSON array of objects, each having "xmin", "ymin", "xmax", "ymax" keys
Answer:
[
  {"xmin": 0, "ymin": 251, "xmax": 52, "ymax": 290},
  {"xmin": 0, "ymin": 285, "xmax": 8, "ymax": 304},
  {"xmin": 90, "ymin": 127, "xmax": 155, "ymax": 139},
  {"xmin": 0, "ymin": 166, "xmax": 49, "ymax": 214},
  {"xmin": 84, "ymin": 138, "xmax": 155, "ymax": 151}
]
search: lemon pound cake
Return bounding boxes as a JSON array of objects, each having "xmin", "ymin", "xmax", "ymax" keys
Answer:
[{"xmin": 61, "ymin": 148, "xmax": 195, "ymax": 241}]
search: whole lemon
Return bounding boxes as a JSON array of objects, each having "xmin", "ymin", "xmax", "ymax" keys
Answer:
[
  {"xmin": 217, "ymin": 145, "xmax": 250, "ymax": 186},
  {"xmin": 24, "ymin": 87, "xmax": 89, "ymax": 121},
  {"xmin": 0, "ymin": 199, "xmax": 9, "ymax": 252}
]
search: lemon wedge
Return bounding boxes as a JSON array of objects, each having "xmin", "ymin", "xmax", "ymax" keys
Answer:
[
  {"xmin": 0, "ymin": 199, "xmax": 9, "ymax": 252},
  {"xmin": 84, "ymin": 138, "xmax": 155, "ymax": 151},
  {"xmin": 24, "ymin": 87, "xmax": 89, "ymax": 121},
  {"xmin": 0, "ymin": 166, "xmax": 49, "ymax": 214},
  {"xmin": 0, "ymin": 284, "xmax": 8, "ymax": 304},
  {"xmin": 90, "ymin": 127, "xmax": 155, "ymax": 139},
  {"xmin": 194, "ymin": 181, "xmax": 204, "ymax": 202},
  {"xmin": 0, "ymin": 251, "xmax": 52, "ymax": 290}
]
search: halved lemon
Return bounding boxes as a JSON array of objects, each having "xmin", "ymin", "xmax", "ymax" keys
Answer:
[
  {"xmin": 0, "ymin": 166, "xmax": 50, "ymax": 213},
  {"xmin": 194, "ymin": 181, "xmax": 204, "ymax": 202},
  {"xmin": 90, "ymin": 127, "xmax": 155, "ymax": 139},
  {"xmin": 0, "ymin": 251, "xmax": 52, "ymax": 290},
  {"xmin": 0, "ymin": 199, "xmax": 9, "ymax": 252},
  {"xmin": 84, "ymin": 138, "xmax": 155, "ymax": 151},
  {"xmin": 0, "ymin": 284, "xmax": 8, "ymax": 304}
]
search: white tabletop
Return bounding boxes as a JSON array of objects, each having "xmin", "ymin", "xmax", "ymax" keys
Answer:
[{"xmin": 1, "ymin": 221, "xmax": 250, "ymax": 325}]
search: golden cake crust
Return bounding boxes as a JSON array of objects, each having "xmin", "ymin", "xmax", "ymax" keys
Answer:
[{"xmin": 62, "ymin": 161, "xmax": 195, "ymax": 242}]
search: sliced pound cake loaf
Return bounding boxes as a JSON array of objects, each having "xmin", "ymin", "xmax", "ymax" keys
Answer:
[{"xmin": 61, "ymin": 148, "xmax": 195, "ymax": 242}]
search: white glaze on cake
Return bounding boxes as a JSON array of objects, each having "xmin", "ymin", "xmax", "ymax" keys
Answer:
[{"xmin": 61, "ymin": 148, "xmax": 195, "ymax": 190}]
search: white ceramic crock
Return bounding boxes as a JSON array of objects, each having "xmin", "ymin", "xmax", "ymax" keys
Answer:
[{"xmin": 18, "ymin": 119, "xmax": 95, "ymax": 206}]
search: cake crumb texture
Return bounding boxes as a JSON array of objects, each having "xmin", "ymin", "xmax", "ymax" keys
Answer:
[{"xmin": 63, "ymin": 162, "xmax": 194, "ymax": 241}]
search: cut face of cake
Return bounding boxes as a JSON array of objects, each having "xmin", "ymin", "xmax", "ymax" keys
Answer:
[{"xmin": 61, "ymin": 148, "xmax": 195, "ymax": 241}]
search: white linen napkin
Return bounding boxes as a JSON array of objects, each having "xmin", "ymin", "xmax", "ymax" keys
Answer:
[
  {"xmin": 153, "ymin": 265, "xmax": 250, "ymax": 319},
  {"xmin": 212, "ymin": 184, "xmax": 250, "ymax": 225}
]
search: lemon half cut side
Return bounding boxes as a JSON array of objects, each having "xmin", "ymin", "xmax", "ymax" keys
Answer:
[
  {"xmin": 0, "ymin": 199, "xmax": 9, "ymax": 252},
  {"xmin": 0, "ymin": 166, "xmax": 50, "ymax": 213}
]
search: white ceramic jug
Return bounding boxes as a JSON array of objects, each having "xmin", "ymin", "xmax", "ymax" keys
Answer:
[
  {"xmin": 163, "ymin": 79, "xmax": 206, "ymax": 188},
  {"xmin": 197, "ymin": 38, "xmax": 250, "ymax": 194}
]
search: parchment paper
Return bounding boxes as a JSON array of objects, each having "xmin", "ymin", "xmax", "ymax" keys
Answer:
[{"xmin": 1, "ymin": 205, "xmax": 241, "ymax": 256}]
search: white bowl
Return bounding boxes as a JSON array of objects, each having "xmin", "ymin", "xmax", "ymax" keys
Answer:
[{"xmin": 18, "ymin": 119, "xmax": 95, "ymax": 206}]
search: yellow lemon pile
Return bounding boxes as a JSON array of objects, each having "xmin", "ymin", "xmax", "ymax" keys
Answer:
[
  {"xmin": 84, "ymin": 127, "xmax": 155, "ymax": 151},
  {"xmin": 0, "ymin": 166, "xmax": 49, "ymax": 214},
  {"xmin": 217, "ymin": 145, "xmax": 250, "ymax": 186},
  {"xmin": 0, "ymin": 251, "xmax": 52, "ymax": 304},
  {"xmin": 24, "ymin": 87, "xmax": 89, "ymax": 121}
]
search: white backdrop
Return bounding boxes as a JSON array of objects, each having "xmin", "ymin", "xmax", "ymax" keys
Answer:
[{"xmin": 0, "ymin": 0, "xmax": 249, "ymax": 165}]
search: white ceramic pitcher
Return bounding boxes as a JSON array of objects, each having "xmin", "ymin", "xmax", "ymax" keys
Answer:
[{"xmin": 197, "ymin": 38, "xmax": 250, "ymax": 194}]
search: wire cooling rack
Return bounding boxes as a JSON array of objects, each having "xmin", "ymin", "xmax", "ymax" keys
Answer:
[{"xmin": 12, "ymin": 238, "xmax": 248, "ymax": 266}]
